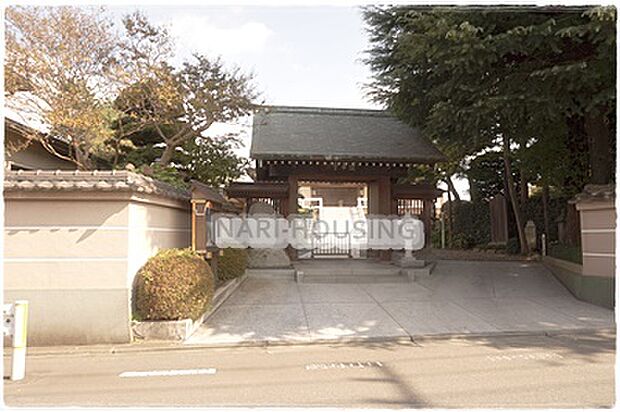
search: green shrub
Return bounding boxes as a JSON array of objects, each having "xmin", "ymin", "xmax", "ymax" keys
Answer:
[
  {"xmin": 443, "ymin": 200, "xmax": 491, "ymax": 249},
  {"xmin": 133, "ymin": 248, "xmax": 214, "ymax": 321},
  {"xmin": 218, "ymin": 248, "xmax": 248, "ymax": 282},
  {"xmin": 451, "ymin": 233, "xmax": 474, "ymax": 249},
  {"xmin": 138, "ymin": 164, "xmax": 190, "ymax": 190},
  {"xmin": 482, "ymin": 243, "xmax": 507, "ymax": 252},
  {"xmin": 521, "ymin": 194, "xmax": 572, "ymax": 242},
  {"xmin": 430, "ymin": 219, "xmax": 443, "ymax": 248},
  {"xmin": 505, "ymin": 237, "xmax": 520, "ymax": 255}
]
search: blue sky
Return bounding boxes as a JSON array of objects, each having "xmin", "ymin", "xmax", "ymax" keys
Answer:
[
  {"xmin": 110, "ymin": 5, "xmax": 378, "ymax": 109},
  {"xmin": 106, "ymin": 4, "xmax": 469, "ymax": 198}
]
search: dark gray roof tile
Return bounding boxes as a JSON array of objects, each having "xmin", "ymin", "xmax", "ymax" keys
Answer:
[
  {"xmin": 250, "ymin": 106, "xmax": 446, "ymax": 163},
  {"xmin": 4, "ymin": 170, "xmax": 190, "ymax": 200}
]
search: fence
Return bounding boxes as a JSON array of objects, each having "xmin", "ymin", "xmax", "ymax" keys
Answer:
[
  {"xmin": 312, "ymin": 231, "xmax": 352, "ymax": 257},
  {"xmin": 397, "ymin": 198, "xmax": 424, "ymax": 216}
]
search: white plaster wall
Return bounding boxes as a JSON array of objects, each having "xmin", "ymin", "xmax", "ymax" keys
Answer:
[{"xmin": 3, "ymin": 192, "xmax": 190, "ymax": 346}]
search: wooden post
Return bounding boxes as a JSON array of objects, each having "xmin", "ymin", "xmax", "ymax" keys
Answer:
[
  {"xmin": 422, "ymin": 199, "xmax": 432, "ymax": 248},
  {"xmin": 287, "ymin": 175, "xmax": 299, "ymax": 260},
  {"xmin": 378, "ymin": 176, "xmax": 392, "ymax": 261},
  {"xmin": 191, "ymin": 202, "xmax": 196, "ymax": 251},
  {"xmin": 287, "ymin": 175, "xmax": 299, "ymax": 217},
  {"xmin": 489, "ymin": 194, "xmax": 509, "ymax": 244},
  {"xmin": 377, "ymin": 176, "xmax": 391, "ymax": 215},
  {"xmin": 280, "ymin": 195, "xmax": 289, "ymax": 216},
  {"xmin": 191, "ymin": 200, "xmax": 208, "ymax": 254}
]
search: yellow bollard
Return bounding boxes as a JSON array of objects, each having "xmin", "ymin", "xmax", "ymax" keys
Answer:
[{"xmin": 11, "ymin": 300, "xmax": 28, "ymax": 381}]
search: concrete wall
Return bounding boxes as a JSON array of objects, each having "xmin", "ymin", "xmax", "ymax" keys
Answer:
[
  {"xmin": 543, "ymin": 256, "xmax": 614, "ymax": 309},
  {"xmin": 577, "ymin": 199, "xmax": 616, "ymax": 279},
  {"xmin": 4, "ymin": 191, "xmax": 190, "ymax": 346},
  {"xmin": 126, "ymin": 195, "xmax": 192, "ymax": 288},
  {"xmin": 544, "ymin": 196, "xmax": 615, "ymax": 309}
]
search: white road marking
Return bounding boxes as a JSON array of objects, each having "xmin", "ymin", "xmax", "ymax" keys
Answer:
[
  {"xmin": 486, "ymin": 352, "xmax": 564, "ymax": 362},
  {"xmin": 305, "ymin": 361, "xmax": 383, "ymax": 370},
  {"xmin": 119, "ymin": 368, "xmax": 217, "ymax": 378}
]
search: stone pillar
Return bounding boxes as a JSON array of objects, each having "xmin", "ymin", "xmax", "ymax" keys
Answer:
[
  {"xmin": 524, "ymin": 220, "xmax": 537, "ymax": 251},
  {"xmin": 575, "ymin": 188, "xmax": 615, "ymax": 279},
  {"xmin": 570, "ymin": 184, "xmax": 615, "ymax": 308}
]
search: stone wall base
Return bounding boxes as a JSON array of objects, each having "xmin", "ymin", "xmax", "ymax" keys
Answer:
[
  {"xmin": 543, "ymin": 256, "xmax": 615, "ymax": 309},
  {"xmin": 4, "ymin": 289, "xmax": 132, "ymax": 346}
]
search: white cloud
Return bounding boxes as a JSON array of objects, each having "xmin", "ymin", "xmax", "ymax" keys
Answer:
[
  {"xmin": 167, "ymin": 15, "xmax": 273, "ymax": 59},
  {"xmin": 201, "ymin": 116, "xmax": 253, "ymax": 159}
]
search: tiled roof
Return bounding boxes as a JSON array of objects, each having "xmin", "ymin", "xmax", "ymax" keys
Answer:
[
  {"xmin": 6, "ymin": 118, "xmax": 110, "ymax": 169},
  {"xmin": 4, "ymin": 170, "xmax": 190, "ymax": 200},
  {"xmin": 250, "ymin": 106, "xmax": 447, "ymax": 164},
  {"xmin": 190, "ymin": 180, "xmax": 228, "ymax": 204},
  {"xmin": 573, "ymin": 184, "xmax": 615, "ymax": 202}
]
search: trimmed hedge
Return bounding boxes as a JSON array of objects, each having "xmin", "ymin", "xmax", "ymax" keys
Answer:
[
  {"xmin": 218, "ymin": 248, "xmax": 248, "ymax": 282},
  {"xmin": 442, "ymin": 200, "xmax": 491, "ymax": 248},
  {"xmin": 442, "ymin": 195, "xmax": 572, "ymax": 251},
  {"xmin": 133, "ymin": 248, "xmax": 214, "ymax": 321}
]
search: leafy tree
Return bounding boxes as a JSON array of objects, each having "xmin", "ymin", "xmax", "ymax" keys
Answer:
[
  {"xmin": 118, "ymin": 125, "xmax": 167, "ymax": 168},
  {"xmin": 5, "ymin": 8, "xmax": 172, "ymax": 169},
  {"xmin": 115, "ymin": 55, "xmax": 256, "ymax": 166},
  {"xmin": 131, "ymin": 134, "xmax": 250, "ymax": 190},
  {"xmin": 467, "ymin": 151, "xmax": 512, "ymax": 202},
  {"xmin": 5, "ymin": 6, "xmax": 119, "ymax": 169},
  {"xmin": 176, "ymin": 134, "xmax": 250, "ymax": 187},
  {"xmin": 5, "ymin": 7, "xmax": 257, "ymax": 174},
  {"xmin": 363, "ymin": 5, "xmax": 616, "ymax": 253},
  {"xmin": 137, "ymin": 163, "xmax": 188, "ymax": 190},
  {"xmin": 107, "ymin": 11, "xmax": 176, "ymax": 168}
]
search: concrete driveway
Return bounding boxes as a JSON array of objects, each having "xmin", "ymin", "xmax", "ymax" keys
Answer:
[{"xmin": 185, "ymin": 260, "xmax": 614, "ymax": 346}]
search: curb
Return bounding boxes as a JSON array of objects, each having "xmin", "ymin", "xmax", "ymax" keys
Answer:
[
  {"xmin": 14, "ymin": 327, "xmax": 616, "ymax": 358},
  {"xmin": 409, "ymin": 327, "xmax": 617, "ymax": 343}
]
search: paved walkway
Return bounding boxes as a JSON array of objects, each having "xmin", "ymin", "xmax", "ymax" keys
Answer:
[{"xmin": 185, "ymin": 260, "xmax": 614, "ymax": 345}]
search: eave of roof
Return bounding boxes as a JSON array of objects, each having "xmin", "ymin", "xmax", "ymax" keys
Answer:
[
  {"xmin": 4, "ymin": 170, "xmax": 190, "ymax": 201},
  {"xmin": 190, "ymin": 180, "xmax": 228, "ymax": 204},
  {"xmin": 250, "ymin": 105, "xmax": 447, "ymax": 164},
  {"xmin": 259, "ymin": 105, "xmax": 391, "ymax": 117},
  {"xmin": 5, "ymin": 118, "xmax": 109, "ymax": 168},
  {"xmin": 5, "ymin": 117, "xmax": 71, "ymax": 154}
]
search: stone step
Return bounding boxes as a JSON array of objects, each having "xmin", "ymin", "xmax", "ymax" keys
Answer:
[
  {"xmin": 294, "ymin": 262, "xmax": 402, "ymax": 276},
  {"xmin": 300, "ymin": 274, "xmax": 410, "ymax": 284},
  {"xmin": 299, "ymin": 268, "xmax": 402, "ymax": 277}
]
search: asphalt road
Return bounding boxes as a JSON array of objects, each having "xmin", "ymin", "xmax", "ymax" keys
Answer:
[{"xmin": 3, "ymin": 331, "xmax": 616, "ymax": 408}]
